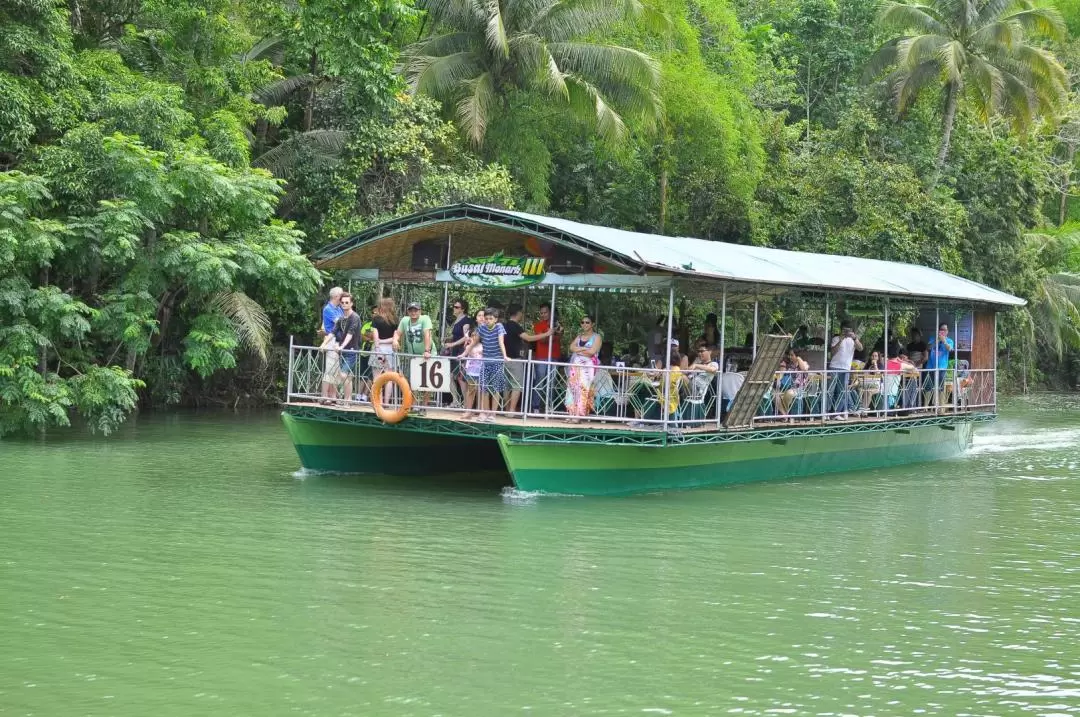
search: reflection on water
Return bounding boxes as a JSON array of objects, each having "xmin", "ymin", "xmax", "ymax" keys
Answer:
[{"xmin": 0, "ymin": 396, "xmax": 1078, "ymax": 716}]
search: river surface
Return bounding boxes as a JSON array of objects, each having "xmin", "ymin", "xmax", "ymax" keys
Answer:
[{"xmin": 1, "ymin": 396, "xmax": 1078, "ymax": 716}]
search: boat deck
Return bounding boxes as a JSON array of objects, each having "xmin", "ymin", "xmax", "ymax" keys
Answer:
[{"xmin": 284, "ymin": 398, "xmax": 976, "ymax": 434}]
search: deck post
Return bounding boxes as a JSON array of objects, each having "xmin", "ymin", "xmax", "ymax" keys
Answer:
[
  {"xmin": 717, "ymin": 286, "xmax": 726, "ymax": 429},
  {"xmin": 523, "ymin": 348, "xmax": 532, "ymax": 422},
  {"xmin": 544, "ymin": 282, "xmax": 556, "ymax": 418},
  {"xmin": 993, "ymin": 312, "xmax": 998, "ymax": 411},
  {"xmin": 286, "ymin": 334, "xmax": 294, "ymax": 402},
  {"xmin": 953, "ymin": 307, "xmax": 961, "ymax": 412},
  {"xmin": 934, "ymin": 304, "xmax": 941, "ymax": 415},
  {"xmin": 752, "ymin": 297, "xmax": 759, "ymax": 359},
  {"xmin": 662, "ymin": 284, "xmax": 676, "ymax": 433},
  {"xmin": 883, "ymin": 301, "xmax": 889, "ymax": 421},
  {"xmin": 823, "ymin": 299, "xmax": 830, "ymax": 423},
  {"xmin": 437, "ymin": 281, "xmax": 450, "ymax": 345}
]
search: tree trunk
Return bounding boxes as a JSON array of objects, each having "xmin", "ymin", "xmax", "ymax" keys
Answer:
[
  {"xmin": 69, "ymin": 0, "xmax": 82, "ymax": 33},
  {"xmin": 805, "ymin": 47, "xmax": 812, "ymax": 150},
  {"xmin": 1060, "ymin": 142, "xmax": 1076, "ymax": 226},
  {"xmin": 658, "ymin": 166, "xmax": 668, "ymax": 235},
  {"xmin": 304, "ymin": 50, "xmax": 318, "ymax": 132},
  {"xmin": 934, "ymin": 82, "xmax": 960, "ymax": 177}
]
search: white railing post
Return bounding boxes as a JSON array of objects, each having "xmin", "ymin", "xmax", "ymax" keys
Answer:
[
  {"xmin": 286, "ymin": 334, "xmax": 294, "ymax": 402},
  {"xmin": 662, "ymin": 285, "xmax": 675, "ymax": 433},
  {"xmin": 823, "ymin": 299, "xmax": 830, "ymax": 423},
  {"xmin": 717, "ymin": 286, "xmax": 726, "ymax": 429}
]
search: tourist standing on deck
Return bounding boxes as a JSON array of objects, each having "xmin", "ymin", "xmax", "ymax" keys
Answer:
[
  {"xmin": 319, "ymin": 293, "xmax": 361, "ymax": 405},
  {"xmin": 529, "ymin": 303, "xmax": 561, "ymax": 413},
  {"xmin": 926, "ymin": 323, "xmax": 955, "ymax": 406},
  {"xmin": 443, "ymin": 299, "xmax": 470, "ymax": 405},
  {"xmin": 471, "ymin": 307, "xmax": 509, "ymax": 423},
  {"xmin": 370, "ymin": 298, "xmax": 398, "ymax": 405},
  {"xmin": 566, "ymin": 315, "xmax": 602, "ymax": 422},
  {"xmin": 828, "ymin": 321, "xmax": 861, "ymax": 420},
  {"xmin": 319, "ymin": 286, "xmax": 344, "ymax": 401},
  {"xmin": 395, "ymin": 301, "xmax": 434, "ymax": 411}
]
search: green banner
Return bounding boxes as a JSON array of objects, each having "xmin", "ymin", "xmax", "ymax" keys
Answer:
[{"xmin": 449, "ymin": 253, "xmax": 546, "ymax": 288}]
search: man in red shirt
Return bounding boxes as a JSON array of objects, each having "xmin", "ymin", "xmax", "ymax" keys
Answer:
[{"xmin": 529, "ymin": 302, "xmax": 561, "ymax": 413}]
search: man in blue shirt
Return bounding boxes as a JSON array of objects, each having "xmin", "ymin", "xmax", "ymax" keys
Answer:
[
  {"xmin": 925, "ymin": 322, "xmax": 955, "ymax": 406},
  {"xmin": 320, "ymin": 287, "xmax": 344, "ymax": 401}
]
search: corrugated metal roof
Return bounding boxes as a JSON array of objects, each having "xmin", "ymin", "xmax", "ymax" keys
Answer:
[{"xmin": 316, "ymin": 204, "xmax": 1025, "ymax": 307}]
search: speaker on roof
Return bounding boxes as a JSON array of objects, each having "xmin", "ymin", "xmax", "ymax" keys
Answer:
[{"xmin": 411, "ymin": 239, "xmax": 444, "ymax": 271}]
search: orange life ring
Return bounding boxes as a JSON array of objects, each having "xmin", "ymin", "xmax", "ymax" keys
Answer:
[{"xmin": 371, "ymin": 372, "xmax": 413, "ymax": 424}]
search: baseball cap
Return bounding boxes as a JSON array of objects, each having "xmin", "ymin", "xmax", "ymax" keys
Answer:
[
  {"xmin": 407, "ymin": 302, "xmax": 421, "ymax": 310},
  {"xmin": 669, "ymin": 338, "xmax": 680, "ymax": 347}
]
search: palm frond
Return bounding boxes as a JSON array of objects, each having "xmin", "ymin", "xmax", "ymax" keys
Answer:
[
  {"xmin": 896, "ymin": 33, "xmax": 950, "ymax": 68},
  {"xmin": 405, "ymin": 51, "xmax": 482, "ymax": 98},
  {"xmin": 252, "ymin": 129, "xmax": 349, "ymax": 179},
  {"xmin": 211, "ymin": 291, "xmax": 272, "ymax": 364},
  {"xmin": 890, "ymin": 59, "xmax": 943, "ymax": 113},
  {"xmin": 863, "ymin": 38, "xmax": 902, "ymax": 81},
  {"xmin": 550, "ymin": 42, "xmax": 661, "ymax": 125},
  {"xmin": 532, "ymin": 0, "xmax": 626, "ymax": 43},
  {"xmin": 565, "ymin": 73, "xmax": 628, "ymax": 141},
  {"xmin": 418, "ymin": 0, "xmax": 486, "ymax": 32},
  {"xmin": 999, "ymin": 6, "xmax": 1067, "ymax": 40},
  {"xmin": 877, "ymin": 2, "xmax": 948, "ymax": 35},
  {"xmin": 406, "ymin": 31, "xmax": 478, "ymax": 58},
  {"xmin": 964, "ymin": 54, "xmax": 1005, "ymax": 121},
  {"xmin": 455, "ymin": 72, "xmax": 496, "ymax": 146},
  {"xmin": 237, "ymin": 36, "xmax": 286, "ymax": 64},
  {"xmin": 548, "ymin": 41, "xmax": 660, "ymax": 96},
  {"xmin": 970, "ymin": 20, "xmax": 1022, "ymax": 50},
  {"xmin": 484, "ymin": 0, "xmax": 510, "ymax": 58},
  {"xmin": 937, "ymin": 39, "xmax": 967, "ymax": 84},
  {"xmin": 253, "ymin": 74, "xmax": 318, "ymax": 107}
]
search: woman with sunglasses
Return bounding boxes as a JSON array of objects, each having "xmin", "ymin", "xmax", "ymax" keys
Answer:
[{"xmin": 565, "ymin": 316, "xmax": 602, "ymax": 422}]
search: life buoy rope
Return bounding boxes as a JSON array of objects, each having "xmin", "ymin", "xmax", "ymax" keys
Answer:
[{"xmin": 371, "ymin": 372, "xmax": 413, "ymax": 424}]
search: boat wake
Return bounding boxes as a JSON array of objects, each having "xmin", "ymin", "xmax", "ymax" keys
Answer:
[
  {"xmin": 500, "ymin": 486, "xmax": 582, "ymax": 503},
  {"xmin": 968, "ymin": 426, "xmax": 1080, "ymax": 455}
]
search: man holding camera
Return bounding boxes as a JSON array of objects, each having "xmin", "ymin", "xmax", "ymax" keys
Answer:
[
  {"xmin": 925, "ymin": 322, "xmax": 955, "ymax": 406},
  {"xmin": 828, "ymin": 321, "xmax": 862, "ymax": 420}
]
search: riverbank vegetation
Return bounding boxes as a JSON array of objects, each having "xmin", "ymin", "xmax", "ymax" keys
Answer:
[{"xmin": 3, "ymin": 0, "xmax": 1080, "ymax": 435}]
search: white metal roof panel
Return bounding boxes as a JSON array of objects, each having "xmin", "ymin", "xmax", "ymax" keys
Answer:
[{"xmin": 500, "ymin": 208, "xmax": 1025, "ymax": 307}]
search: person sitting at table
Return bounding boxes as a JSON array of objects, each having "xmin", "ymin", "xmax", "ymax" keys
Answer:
[
  {"xmin": 619, "ymin": 341, "xmax": 646, "ymax": 368},
  {"xmin": 688, "ymin": 345, "xmax": 720, "ymax": 421},
  {"xmin": 774, "ymin": 348, "xmax": 809, "ymax": 419},
  {"xmin": 858, "ymin": 350, "xmax": 885, "ymax": 414}
]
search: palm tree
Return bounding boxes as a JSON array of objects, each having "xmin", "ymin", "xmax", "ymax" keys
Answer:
[
  {"xmin": 865, "ymin": 0, "xmax": 1068, "ymax": 172},
  {"xmin": 402, "ymin": 0, "xmax": 662, "ymax": 146},
  {"xmin": 1025, "ymin": 232, "xmax": 1080, "ymax": 360}
]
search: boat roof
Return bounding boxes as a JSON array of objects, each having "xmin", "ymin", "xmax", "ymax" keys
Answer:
[{"xmin": 314, "ymin": 204, "xmax": 1025, "ymax": 307}]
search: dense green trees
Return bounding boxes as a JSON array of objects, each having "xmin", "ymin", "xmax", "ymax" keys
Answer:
[{"xmin": 4, "ymin": 0, "xmax": 1080, "ymax": 436}]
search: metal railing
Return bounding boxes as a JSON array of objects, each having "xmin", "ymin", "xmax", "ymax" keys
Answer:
[{"xmin": 287, "ymin": 343, "xmax": 997, "ymax": 432}]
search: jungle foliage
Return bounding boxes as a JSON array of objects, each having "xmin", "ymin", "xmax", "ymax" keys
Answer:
[{"xmin": 3, "ymin": 0, "xmax": 1080, "ymax": 436}]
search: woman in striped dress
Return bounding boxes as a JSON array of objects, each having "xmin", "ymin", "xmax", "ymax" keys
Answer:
[{"xmin": 469, "ymin": 308, "xmax": 509, "ymax": 423}]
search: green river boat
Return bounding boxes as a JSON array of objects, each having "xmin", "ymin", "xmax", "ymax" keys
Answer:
[{"xmin": 282, "ymin": 204, "xmax": 1020, "ymax": 496}]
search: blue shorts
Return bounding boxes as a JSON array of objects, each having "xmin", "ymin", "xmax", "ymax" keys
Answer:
[{"xmin": 340, "ymin": 353, "xmax": 356, "ymax": 376}]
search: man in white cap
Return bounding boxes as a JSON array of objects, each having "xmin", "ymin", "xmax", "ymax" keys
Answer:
[{"xmin": 320, "ymin": 286, "xmax": 344, "ymax": 401}]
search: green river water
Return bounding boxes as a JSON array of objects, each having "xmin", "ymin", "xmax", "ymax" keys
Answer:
[{"xmin": 1, "ymin": 396, "xmax": 1079, "ymax": 716}]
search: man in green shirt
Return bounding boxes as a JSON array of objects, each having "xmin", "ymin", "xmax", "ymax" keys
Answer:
[{"xmin": 394, "ymin": 302, "xmax": 434, "ymax": 411}]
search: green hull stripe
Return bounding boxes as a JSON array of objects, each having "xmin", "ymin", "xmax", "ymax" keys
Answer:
[{"xmin": 497, "ymin": 424, "xmax": 971, "ymax": 495}]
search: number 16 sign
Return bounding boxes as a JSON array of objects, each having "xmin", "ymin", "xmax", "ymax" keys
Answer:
[{"xmin": 409, "ymin": 357, "xmax": 451, "ymax": 393}]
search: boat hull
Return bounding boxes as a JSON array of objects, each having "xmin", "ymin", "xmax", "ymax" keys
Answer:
[
  {"xmin": 497, "ymin": 422, "xmax": 973, "ymax": 495},
  {"xmin": 282, "ymin": 408, "xmax": 976, "ymax": 495},
  {"xmin": 281, "ymin": 411, "xmax": 505, "ymax": 475}
]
